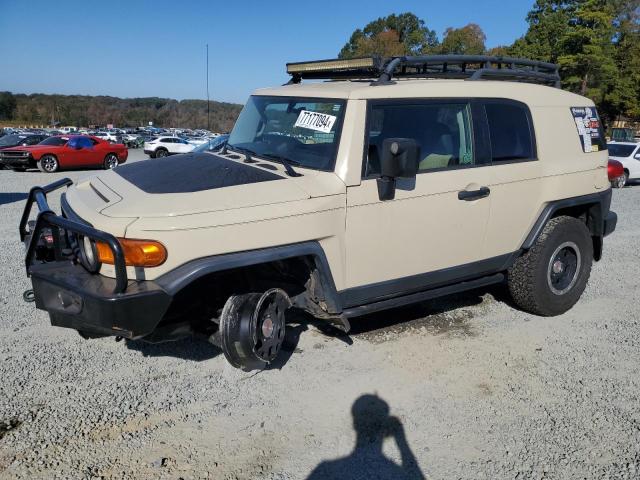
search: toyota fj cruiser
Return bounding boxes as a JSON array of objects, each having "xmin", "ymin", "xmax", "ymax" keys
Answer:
[{"xmin": 19, "ymin": 55, "xmax": 617, "ymax": 370}]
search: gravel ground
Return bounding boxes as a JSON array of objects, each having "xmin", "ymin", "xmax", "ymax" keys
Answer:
[{"xmin": 0, "ymin": 152, "xmax": 639, "ymax": 479}]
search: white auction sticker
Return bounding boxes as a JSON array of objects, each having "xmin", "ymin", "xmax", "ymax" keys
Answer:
[{"xmin": 294, "ymin": 110, "xmax": 337, "ymax": 133}]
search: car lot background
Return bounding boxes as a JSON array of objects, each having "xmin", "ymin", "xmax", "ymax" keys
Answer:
[{"xmin": 0, "ymin": 152, "xmax": 639, "ymax": 479}]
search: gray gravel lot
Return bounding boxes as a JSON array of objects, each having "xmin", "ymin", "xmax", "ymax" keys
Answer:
[{"xmin": 0, "ymin": 151, "xmax": 639, "ymax": 479}]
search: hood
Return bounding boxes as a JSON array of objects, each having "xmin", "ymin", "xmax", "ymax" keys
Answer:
[{"xmin": 68, "ymin": 152, "xmax": 346, "ymax": 219}]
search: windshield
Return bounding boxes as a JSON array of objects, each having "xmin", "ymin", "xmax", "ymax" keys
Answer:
[
  {"xmin": 227, "ymin": 96, "xmax": 346, "ymax": 171},
  {"xmin": 608, "ymin": 143, "xmax": 637, "ymax": 157},
  {"xmin": 39, "ymin": 137, "xmax": 68, "ymax": 146}
]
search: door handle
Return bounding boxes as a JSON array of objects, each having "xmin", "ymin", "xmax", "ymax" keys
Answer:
[{"xmin": 458, "ymin": 186, "xmax": 490, "ymax": 201}]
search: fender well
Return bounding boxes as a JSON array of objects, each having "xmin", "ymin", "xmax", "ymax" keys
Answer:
[{"xmin": 155, "ymin": 241, "xmax": 342, "ymax": 314}]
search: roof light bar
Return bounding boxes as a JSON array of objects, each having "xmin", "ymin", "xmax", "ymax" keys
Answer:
[{"xmin": 286, "ymin": 57, "xmax": 378, "ymax": 75}]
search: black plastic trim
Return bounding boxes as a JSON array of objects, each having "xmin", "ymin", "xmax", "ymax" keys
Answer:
[
  {"xmin": 343, "ymin": 273, "xmax": 504, "ymax": 318},
  {"xmin": 522, "ymin": 189, "xmax": 613, "ymax": 250},
  {"xmin": 340, "ymin": 252, "xmax": 516, "ymax": 309}
]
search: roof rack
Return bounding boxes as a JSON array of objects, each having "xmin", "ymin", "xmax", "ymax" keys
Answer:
[{"xmin": 286, "ymin": 55, "xmax": 561, "ymax": 88}]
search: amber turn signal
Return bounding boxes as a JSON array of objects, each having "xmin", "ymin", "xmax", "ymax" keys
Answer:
[{"xmin": 96, "ymin": 238, "xmax": 167, "ymax": 267}]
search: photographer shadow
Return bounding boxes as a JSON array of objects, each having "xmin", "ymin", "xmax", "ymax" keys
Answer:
[{"xmin": 307, "ymin": 394, "xmax": 426, "ymax": 480}]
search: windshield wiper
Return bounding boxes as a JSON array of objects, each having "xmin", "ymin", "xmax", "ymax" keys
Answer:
[
  {"xmin": 259, "ymin": 152, "xmax": 302, "ymax": 177},
  {"xmin": 226, "ymin": 144, "xmax": 258, "ymax": 163}
]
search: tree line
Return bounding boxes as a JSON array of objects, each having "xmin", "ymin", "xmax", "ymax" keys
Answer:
[
  {"xmin": 0, "ymin": 92, "xmax": 242, "ymax": 132},
  {"xmin": 339, "ymin": 2, "xmax": 640, "ymax": 124}
]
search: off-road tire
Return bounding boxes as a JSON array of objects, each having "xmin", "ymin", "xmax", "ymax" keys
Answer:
[
  {"xmin": 37, "ymin": 154, "xmax": 59, "ymax": 173},
  {"xmin": 507, "ymin": 216, "xmax": 593, "ymax": 316},
  {"xmin": 155, "ymin": 148, "xmax": 168, "ymax": 158}
]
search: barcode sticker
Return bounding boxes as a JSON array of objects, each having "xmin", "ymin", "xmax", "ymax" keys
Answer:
[{"xmin": 294, "ymin": 110, "xmax": 337, "ymax": 133}]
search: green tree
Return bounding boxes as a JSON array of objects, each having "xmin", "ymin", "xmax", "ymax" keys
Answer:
[
  {"xmin": 339, "ymin": 13, "xmax": 438, "ymax": 58},
  {"xmin": 439, "ymin": 24, "xmax": 486, "ymax": 54},
  {"xmin": 509, "ymin": 0, "xmax": 574, "ymax": 62},
  {"xmin": 0, "ymin": 92, "xmax": 17, "ymax": 120}
]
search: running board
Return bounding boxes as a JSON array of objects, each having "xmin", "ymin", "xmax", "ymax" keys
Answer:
[{"xmin": 342, "ymin": 273, "xmax": 504, "ymax": 318}]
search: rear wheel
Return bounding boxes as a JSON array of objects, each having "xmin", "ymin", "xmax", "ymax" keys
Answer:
[
  {"xmin": 219, "ymin": 289, "xmax": 291, "ymax": 371},
  {"xmin": 103, "ymin": 153, "xmax": 119, "ymax": 169},
  {"xmin": 507, "ymin": 216, "xmax": 593, "ymax": 316},
  {"xmin": 155, "ymin": 148, "xmax": 168, "ymax": 158},
  {"xmin": 38, "ymin": 154, "xmax": 59, "ymax": 173}
]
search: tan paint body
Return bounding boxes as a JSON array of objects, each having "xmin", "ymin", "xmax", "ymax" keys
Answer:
[{"xmin": 64, "ymin": 79, "xmax": 608, "ymax": 292}]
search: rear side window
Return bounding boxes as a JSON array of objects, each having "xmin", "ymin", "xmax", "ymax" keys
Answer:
[{"xmin": 485, "ymin": 102, "xmax": 535, "ymax": 162}]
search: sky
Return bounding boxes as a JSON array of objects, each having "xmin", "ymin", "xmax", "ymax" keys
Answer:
[{"xmin": 0, "ymin": 0, "xmax": 534, "ymax": 104}]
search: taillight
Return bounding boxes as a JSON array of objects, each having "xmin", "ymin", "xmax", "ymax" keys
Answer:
[{"xmin": 607, "ymin": 160, "xmax": 624, "ymax": 180}]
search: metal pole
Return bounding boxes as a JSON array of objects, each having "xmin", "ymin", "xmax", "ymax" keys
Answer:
[{"xmin": 206, "ymin": 43, "xmax": 210, "ymax": 131}]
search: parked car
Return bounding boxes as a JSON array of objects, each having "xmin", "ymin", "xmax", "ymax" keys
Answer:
[
  {"xmin": 191, "ymin": 135, "xmax": 229, "ymax": 153},
  {"xmin": 93, "ymin": 131, "xmax": 123, "ymax": 144},
  {"xmin": 18, "ymin": 55, "xmax": 617, "ymax": 371},
  {"xmin": 59, "ymin": 126, "xmax": 78, "ymax": 134},
  {"xmin": 0, "ymin": 134, "xmax": 49, "ymax": 149},
  {"xmin": 608, "ymin": 159, "xmax": 626, "ymax": 188},
  {"xmin": 0, "ymin": 135, "xmax": 128, "ymax": 172},
  {"xmin": 144, "ymin": 136, "xmax": 195, "ymax": 157},
  {"xmin": 607, "ymin": 141, "xmax": 640, "ymax": 186}
]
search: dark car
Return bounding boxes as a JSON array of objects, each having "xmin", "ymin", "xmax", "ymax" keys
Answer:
[{"xmin": 0, "ymin": 134, "xmax": 49, "ymax": 149}]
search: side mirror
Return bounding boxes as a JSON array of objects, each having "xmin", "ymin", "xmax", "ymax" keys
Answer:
[
  {"xmin": 635, "ymin": 154, "xmax": 640, "ymax": 160},
  {"xmin": 377, "ymin": 138, "xmax": 420, "ymax": 201}
]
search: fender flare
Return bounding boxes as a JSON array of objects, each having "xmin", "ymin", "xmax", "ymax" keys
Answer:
[
  {"xmin": 155, "ymin": 241, "xmax": 343, "ymax": 314},
  {"xmin": 521, "ymin": 189, "xmax": 613, "ymax": 260}
]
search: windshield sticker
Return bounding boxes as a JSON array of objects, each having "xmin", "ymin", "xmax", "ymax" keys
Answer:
[
  {"xmin": 294, "ymin": 110, "xmax": 337, "ymax": 133},
  {"xmin": 571, "ymin": 107, "xmax": 602, "ymax": 153}
]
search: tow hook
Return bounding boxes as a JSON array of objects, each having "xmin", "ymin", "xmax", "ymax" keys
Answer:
[{"xmin": 23, "ymin": 289, "xmax": 35, "ymax": 303}]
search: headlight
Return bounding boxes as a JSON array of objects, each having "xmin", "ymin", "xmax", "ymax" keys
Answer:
[
  {"xmin": 96, "ymin": 238, "xmax": 167, "ymax": 267},
  {"xmin": 79, "ymin": 236, "xmax": 100, "ymax": 272}
]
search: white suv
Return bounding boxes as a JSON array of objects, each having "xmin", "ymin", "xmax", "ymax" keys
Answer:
[
  {"xmin": 144, "ymin": 136, "xmax": 195, "ymax": 158},
  {"xmin": 608, "ymin": 141, "xmax": 640, "ymax": 186}
]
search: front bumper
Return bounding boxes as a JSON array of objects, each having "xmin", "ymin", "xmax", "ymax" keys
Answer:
[
  {"xmin": 0, "ymin": 155, "xmax": 32, "ymax": 168},
  {"xmin": 30, "ymin": 261, "xmax": 171, "ymax": 338},
  {"xmin": 20, "ymin": 178, "xmax": 172, "ymax": 338}
]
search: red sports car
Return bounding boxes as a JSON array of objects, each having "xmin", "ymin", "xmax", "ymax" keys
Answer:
[{"xmin": 0, "ymin": 135, "xmax": 128, "ymax": 172}]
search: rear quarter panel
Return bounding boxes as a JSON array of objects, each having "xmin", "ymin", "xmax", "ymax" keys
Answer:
[{"xmin": 482, "ymin": 104, "xmax": 608, "ymax": 260}]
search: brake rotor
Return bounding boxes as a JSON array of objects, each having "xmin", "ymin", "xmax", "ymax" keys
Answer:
[{"xmin": 219, "ymin": 288, "xmax": 291, "ymax": 371}]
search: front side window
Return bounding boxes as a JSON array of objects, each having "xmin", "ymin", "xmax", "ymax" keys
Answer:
[
  {"xmin": 485, "ymin": 102, "xmax": 535, "ymax": 162},
  {"xmin": 228, "ymin": 96, "xmax": 346, "ymax": 171},
  {"xmin": 365, "ymin": 102, "xmax": 475, "ymax": 177}
]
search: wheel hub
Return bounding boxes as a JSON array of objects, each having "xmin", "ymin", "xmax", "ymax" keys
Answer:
[
  {"xmin": 261, "ymin": 316, "xmax": 275, "ymax": 338},
  {"xmin": 547, "ymin": 241, "xmax": 581, "ymax": 295},
  {"xmin": 219, "ymin": 288, "xmax": 292, "ymax": 371},
  {"xmin": 552, "ymin": 260, "xmax": 564, "ymax": 274}
]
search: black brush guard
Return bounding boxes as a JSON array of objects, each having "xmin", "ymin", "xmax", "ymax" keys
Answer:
[
  {"xmin": 20, "ymin": 178, "xmax": 128, "ymax": 293},
  {"xmin": 18, "ymin": 178, "xmax": 172, "ymax": 339}
]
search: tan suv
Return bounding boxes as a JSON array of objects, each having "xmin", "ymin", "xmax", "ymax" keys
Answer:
[{"xmin": 19, "ymin": 55, "xmax": 617, "ymax": 370}]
